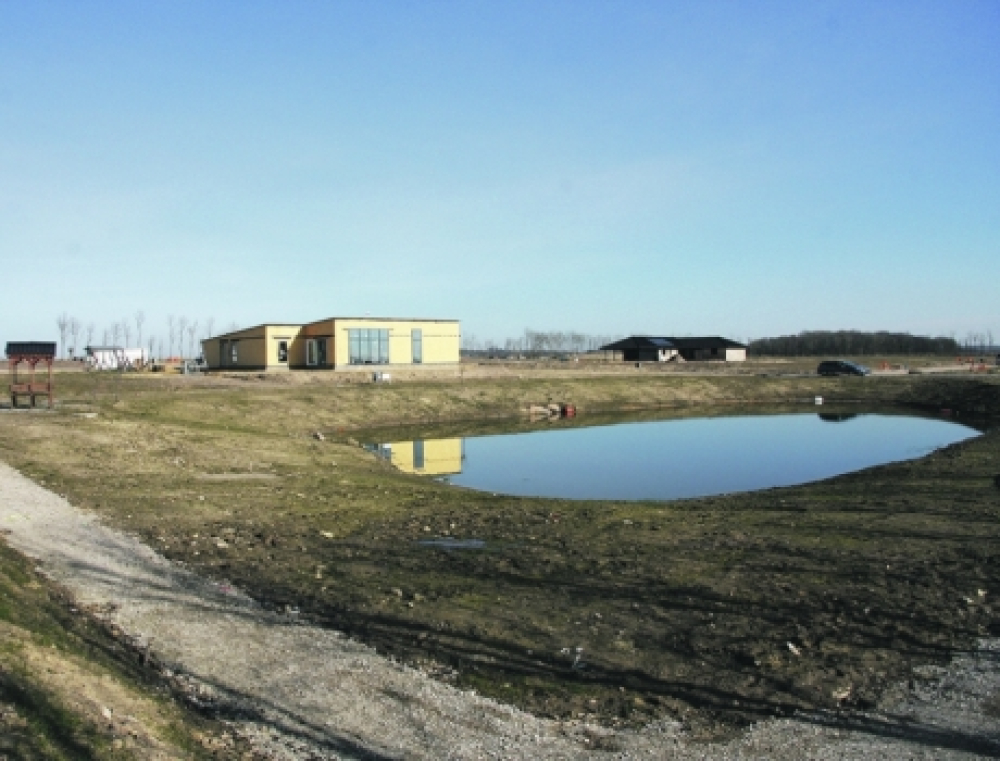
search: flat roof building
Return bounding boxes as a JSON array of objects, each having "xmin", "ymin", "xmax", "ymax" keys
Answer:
[{"xmin": 201, "ymin": 316, "xmax": 460, "ymax": 372}]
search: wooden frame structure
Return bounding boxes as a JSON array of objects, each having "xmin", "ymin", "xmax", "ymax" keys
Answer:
[{"xmin": 6, "ymin": 342, "xmax": 56, "ymax": 409}]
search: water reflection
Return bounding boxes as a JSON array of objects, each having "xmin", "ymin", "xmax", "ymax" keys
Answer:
[
  {"xmin": 366, "ymin": 411, "xmax": 980, "ymax": 501},
  {"xmin": 365, "ymin": 438, "xmax": 463, "ymax": 476}
]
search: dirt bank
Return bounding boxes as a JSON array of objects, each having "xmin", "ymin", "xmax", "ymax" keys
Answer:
[
  {"xmin": 1, "ymin": 461, "xmax": 998, "ymax": 758},
  {"xmin": 0, "ymin": 371, "xmax": 998, "ymax": 757}
]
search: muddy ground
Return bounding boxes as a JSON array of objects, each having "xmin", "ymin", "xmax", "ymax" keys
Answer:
[{"xmin": 0, "ymin": 369, "xmax": 997, "ymax": 739}]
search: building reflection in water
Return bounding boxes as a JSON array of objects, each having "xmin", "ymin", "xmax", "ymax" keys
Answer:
[{"xmin": 367, "ymin": 438, "xmax": 464, "ymax": 476}]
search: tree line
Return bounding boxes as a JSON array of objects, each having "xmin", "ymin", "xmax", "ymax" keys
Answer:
[
  {"xmin": 462, "ymin": 329, "xmax": 623, "ymax": 355},
  {"xmin": 746, "ymin": 330, "xmax": 985, "ymax": 357},
  {"xmin": 55, "ymin": 312, "xmax": 239, "ymax": 361}
]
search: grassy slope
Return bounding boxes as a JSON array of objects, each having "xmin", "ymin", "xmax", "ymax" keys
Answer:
[
  {"xmin": 0, "ymin": 537, "xmax": 256, "ymax": 760},
  {"xmin": 0, "ymin": 368, "xmax": 997, "ymax": 736}
]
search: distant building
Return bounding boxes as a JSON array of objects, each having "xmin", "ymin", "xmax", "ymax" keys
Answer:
[
  {"xmin": 84, "ymin": 346, "xmax": 149, "ymax": 371},
  {"xmin": 201, "ymin": 316, "xmax": 460, "ymax": 371},
  {"xmin": 599, "ymin": 336, "xmax": 747, "ymax": 362}
]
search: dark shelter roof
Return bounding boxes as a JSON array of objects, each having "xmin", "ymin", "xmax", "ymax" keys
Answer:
[
  {"xmin": 666, "ymin": 336, "xmax": 746, "ymax": 350},
  {"xmin": 5, "ymin": 342, "xmax": 57, "ymax": 357},
  {"xmin": 598, "ymin": 336, "xmax": 746, "ymax": 351}
]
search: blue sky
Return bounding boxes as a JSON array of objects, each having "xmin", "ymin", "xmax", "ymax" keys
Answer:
[{"xmin": 2, "ymin": 0, "xmax": 997, "ymax": 352}]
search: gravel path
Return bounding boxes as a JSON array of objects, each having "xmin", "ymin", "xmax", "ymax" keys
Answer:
[{"xmin": 1, "ymin": 459, "xmax": 997, "ymax": 760}]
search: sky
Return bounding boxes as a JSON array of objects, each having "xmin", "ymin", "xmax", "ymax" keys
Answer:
[{"xmin": 1, "ymin": 0, "xmax": 998, "ymax": 352}]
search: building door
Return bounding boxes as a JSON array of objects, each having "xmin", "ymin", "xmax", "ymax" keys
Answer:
[{"xmin": 307, "ymin": 339, "xmax": 328, "ymax": 367}]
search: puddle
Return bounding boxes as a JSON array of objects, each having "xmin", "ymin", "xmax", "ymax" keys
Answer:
[{"xmin": 417, "ymin": 538, "xmax": 486, "ymax": 550}]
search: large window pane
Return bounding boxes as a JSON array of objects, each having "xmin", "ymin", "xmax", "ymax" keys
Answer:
[
  {"xmin": 412, "ymin": 329, "xmax": 422, "ymax": 364},
  {"xmin": 348, "ymin": 328, "xmax": 390, "ymax": 364}
]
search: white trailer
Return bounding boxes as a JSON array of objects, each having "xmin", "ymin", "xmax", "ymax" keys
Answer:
[{"xmin": 84, "ymin": 346, "xmax": 149, "ymax": 371}]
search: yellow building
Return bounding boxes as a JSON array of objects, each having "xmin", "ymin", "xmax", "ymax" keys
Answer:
[
  {"xmin": 201, "ymin": 317, "xmax": 460, "ymax": 371},
  {"xmin": 380, "ymin": 438, "xmax": 463, "ymax": 476}
]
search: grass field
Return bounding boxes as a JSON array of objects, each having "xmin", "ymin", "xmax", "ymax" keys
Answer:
[{"xmin": 1, "ymin": 365, "xmax": 997, "ymax": 738}]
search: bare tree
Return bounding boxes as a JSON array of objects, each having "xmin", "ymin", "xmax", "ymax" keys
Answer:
[
  {"xmin": 86, "ymin": 323, "xmax": 95, "ymax": 348},
  {"xmin": 187, "ymin": 321, "xmax": 199, "ymax": 359},
  {"xmin": 102, "ymin": 328, "xmax": 110, "ymax": 345},
  {"xmin": 177, "ymin": 317, "xmax": 189, "ymax": 358},
  {"xmin": 205, "ymin": 317, "xmax": 215, "ymax": 340},
  {"xmin": 56, "ymin": 313, "xmax": 70, "ymax": 359},
  {"xmin": 525, "ymin": 329, "xmax": 547, "ymax": 352},
  {"xmin": 167, "ymin": 315, "xmax": 176, "ymax": 357},
  {"xmin": 111, "ymin": 322, "xmax": 122, "ymax": 347},
  {"xmin": 69, "ymin": 318, "xmax": 81, "ymax": 358},
  {"xmin": 123, "ymin": 317, "xmax": 133, "ymax": 347},
  {"xmin": 135, "ymin": 311, "xmax": 145, "ymax": 349}
]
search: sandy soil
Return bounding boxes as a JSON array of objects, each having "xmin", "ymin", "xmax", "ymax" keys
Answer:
[{"xmin": 1, "ymin": 459, "xmax": 998, "ymax": 759}]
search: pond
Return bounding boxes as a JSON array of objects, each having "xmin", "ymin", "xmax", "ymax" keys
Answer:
[{"xmin": 365, "ymin": 409, "xmax": 981, "ymax": 501}]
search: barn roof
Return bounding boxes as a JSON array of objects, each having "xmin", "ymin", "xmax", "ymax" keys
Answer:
[
  {"xmin": 598, "ymin": 336, "xmax": 675, "ymax": 351},
  {"xmin": 598, "ymin": 336, "xmax": 746, "ymax": 351},
  {"xmin": 5, "ymin": 342, "xmax": 57, "ymax": 357},
  {"xmin": 666, "ymin": 336, "xmax": 747, "ymax": 350}
]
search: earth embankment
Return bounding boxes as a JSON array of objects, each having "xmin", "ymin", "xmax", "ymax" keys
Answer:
[{"xmin": 0, "ymin": 370, "xmax": 997, "ymax": 756}]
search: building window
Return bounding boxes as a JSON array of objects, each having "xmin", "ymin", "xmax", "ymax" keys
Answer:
[
  {"xmin": 412, "ymin": 329, "xmax": 422, "ymax": 364},
  {"xmin": 413, "ymin": 440, "xmax": 424, "ymax": 470},
  {"xmin": 348, "ymin": 329, "xmax": 389, "ymax": 364},
  {"xmin": 306, "ymin": 339, "xmax": 328, "ymax": 367},
  {"xmin": 363, "ymin": 443, "xmax": 392, "ymax": 462},
  {"xmin": 230, "ymin": 341, "xmax": 238, "ymax": 363},
  {"xmin": 277, "ymin": 341, "xmax": 288, "ymax": 363}
]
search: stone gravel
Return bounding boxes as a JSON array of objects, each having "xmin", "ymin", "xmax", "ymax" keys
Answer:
[{"xmin": 1, "ymin": 459, "xmax": 996, "ymax": 759}]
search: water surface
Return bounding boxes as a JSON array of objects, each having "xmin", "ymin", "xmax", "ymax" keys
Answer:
[{"xmin": 370, "ymin": 411, "xmax": 979, "ymax": 500}]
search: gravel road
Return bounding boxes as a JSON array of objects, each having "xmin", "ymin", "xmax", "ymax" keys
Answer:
[{"xmin": 1, "ymin": 459, "xmax": 997, "ymax": 760}]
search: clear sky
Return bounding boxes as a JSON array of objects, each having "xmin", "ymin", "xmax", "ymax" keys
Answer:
[{"xmin": 2, "ymin": 0, "xmax": 998, "ymax": 352}]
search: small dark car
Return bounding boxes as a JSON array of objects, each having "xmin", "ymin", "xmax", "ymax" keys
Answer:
[{"xmin": 817, "ymin": 360, "xmax": 870, "ymax": 376}]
